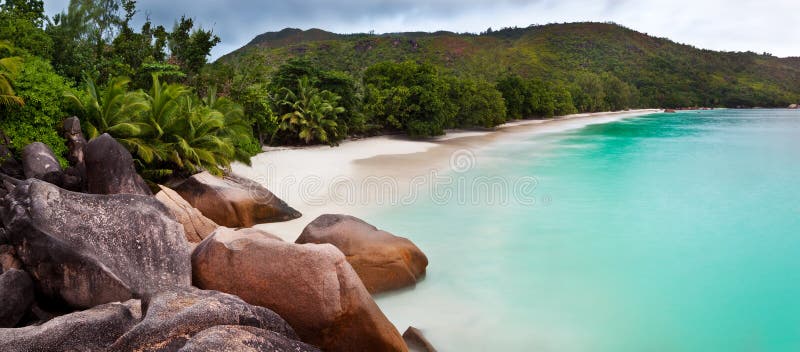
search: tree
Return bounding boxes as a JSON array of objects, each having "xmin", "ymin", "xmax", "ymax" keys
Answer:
[
  {"xmin": 276, "ymin": 76, "xmax": 345, "ymax": 146},
  {"xmin": 496, "ymin": 74, "xmax": 528, "ymax": 119},
  {"xmin": 363, "ymin": 61, "xmax": 455, "ymax": 137},
  {"xmin": 0, "ymin": 0, "xmax": 52, "ymax": 59},
  {"xmin": 448, "ymin": 77, "xmax": 506, "ymax": 128},
  {"xmin": 0, "ymin": 43, "xmax": 23, "ymax": 107},
  {"xmin": 168, "ymin": 16, "xmax": 220, "ymax": 75},
  {"xmin": 0, "ymin": 55, "xmax": 73, "ymax": 161},
  {"xmin": 65, "ymin": 76, "xmax": 157, "ymax": 161},
  {"xmin": 571, "ymin": 72, "xmax": 606, "ymax": 112}
]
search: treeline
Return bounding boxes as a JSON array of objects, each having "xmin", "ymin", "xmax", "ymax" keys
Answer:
[
  {"xmin": 0, "ymin": 0, "xmax": 259, "ymax": 183},
  {"xmin": 222, "ymin": 24, "xmax": 800, "ymax": 109},
  {"xmin": 208, "ymin": 57, "xmax": 638, "ymax": 146}
]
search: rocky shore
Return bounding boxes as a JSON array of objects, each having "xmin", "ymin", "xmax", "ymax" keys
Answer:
[{"xmin": 0, "ymin": 118, "xmax": 432, "ymax": 351}]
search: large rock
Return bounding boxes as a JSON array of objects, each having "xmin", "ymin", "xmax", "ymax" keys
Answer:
[
  {"xmin": 61, "ymin": 117, "xmax": 88, "ymax": 192},
  {"xmin": 192, "ymin": 228, "xmax": 407, "ymax": 352},
  {"xmin": 0, "ymin": 269, "xmax": 34, "ymax": 328},
  {"xmin": 156, "ymin": 185, "xmax": 219, "ymax": 243},
  {"xmin": 85, "ymin": 133, "xmax": 152, "ymax": 195},
  {"xmin": 62, "ymin": 117, "xmax": 87, "ymax": 166},
  {"xmin": 173, "ymin": 171, "xmax": 301, "ymax": 227},
  {"xmin": 21, "ymin": 142, "xmax": 63, "ymax": 185},
  {"xmin": 298, "ymin": 214, "xmax": 429, "ymax": 294},
  {"xmin": 0, "ymin": 300, "xmax": 141, "ymax": 351},
  {"xmin": 0, "ymin": 178, "xmax": 191, "ymax": 309},
  {"xmin": 110, "ymin": 287, "xmax": 299, "ymax": 351},
  {"xmin": 403, "ymin": 326, "xmax": 438, "ymax": 352},
  {"xmin": 179, "ymin": 325, "xmax": 321, "ymax": 352},
  {"xmin": 0, "ymin": 244, "xmax": 22, "ymax": 272}
]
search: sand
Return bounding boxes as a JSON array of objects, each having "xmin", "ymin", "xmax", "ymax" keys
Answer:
[{"xmin": 231, "ymin": 109, "xmax": 661, "ymax": 241}]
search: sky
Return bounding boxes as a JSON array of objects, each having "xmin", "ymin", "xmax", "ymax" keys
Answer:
[{"xmin": 43, "ymin": 0, "xmax": 800, "ymax": 61}]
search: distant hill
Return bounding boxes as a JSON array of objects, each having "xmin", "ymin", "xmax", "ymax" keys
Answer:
[{"xmin": 217, "ymin": 22, "xmax": 800, "ymax": 107}]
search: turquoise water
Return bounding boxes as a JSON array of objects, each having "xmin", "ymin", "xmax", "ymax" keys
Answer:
[{"xmin": 370, "ymin": 110, "xmax": 800, "ymax": 351}]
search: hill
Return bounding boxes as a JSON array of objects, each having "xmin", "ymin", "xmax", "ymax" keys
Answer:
[{"xmin": 217, "ymin": 22, "xmax": 800, "ymax": 108}]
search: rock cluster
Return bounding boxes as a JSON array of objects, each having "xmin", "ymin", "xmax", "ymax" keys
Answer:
[
  {"xmin": 192, "ymin": 227, "xmax": 407, "ymax": 351},
  {"xmin": 173, "ymin": 171, "xmax": 301, "ymax": 227},
  {"xmin": 298, "ymin": 214, "xmax": 429, "ymax": 294},
  {"xmin": 155, "ymin": 185, "xmax": 219, "ymax": 243},
  {"xmin": 0, "ymin": 119, "xmax": 436, "ymax": 351}
]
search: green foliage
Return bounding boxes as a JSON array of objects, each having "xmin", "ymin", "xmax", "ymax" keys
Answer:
[
  {"xmin": 0, "ymin": 0, "xmax": 52, "ymax": 59},
  {"xmin": 447, "ymin": 77, "xmax": 506, "ymax": 128},
  {"xmin": 0, "ymin": 54, "xmax": 72, "ymax": 163},
  {"xmin": 363, "ymin": 61, "xmax": 456, "ymax": 137},
  {"xmin": 496, "ymin": 74, "xmax": 574, "ymax": 119},
  {"xmin": 67, "ymin": 74, "xmax": 258, "ymax": 179},
  {"xmin": 275, "ymin": 76, "xmax": 345, "ymax": 146},
  {"xmin": 64, "ymin": 76, "xmax": 153, "ymax": 158},
  {"xmin": 168, "ymin": 16, "xmax": 220, "ymax": 75},
  {"xmin": 221, "ymin": 23, "xmax": 800, "ymax": 109},
  {"xmin": 0, "ymin": 42, "xmax": 24, "ymax": 107}
]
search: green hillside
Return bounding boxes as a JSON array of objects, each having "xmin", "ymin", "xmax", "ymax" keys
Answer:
[{"xmin": 218, "ymin": 22, "xmax": 800, "ymax": 108}]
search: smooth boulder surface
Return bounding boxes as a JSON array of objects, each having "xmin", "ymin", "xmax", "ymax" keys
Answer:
[
  {"xmin": 0, "ymin": 269, "xmax": 34, "ymax": 328},
  {"xmin": 0, "ymin": 179, "xmax": 191, "ymax": 309},
  {"xmin": 192, "ymin": 228, "xmax": 407, "ymax": 352},
  {"xmin": 85, "ymin": 133, "xmax": 152, "ymax": 195},
  {"xmin": 298, "ymin": 214, "xmax": 429, "ymax": 294},
  {"xmin": 174, "ymin": 171, "xmax": 301, "ymax": 227},
  {"xmin": 403, "ymin": 327, "xmax": 438, "ymax": 352},
  {"xmin": 156, "ymin": 185, "xmax": 219, "ymax": 243},
  {"xmin": 179, "ymin": 325, "xmax": 321, "ymax": 352},
  {"xmin": 110, "ymin": 288, "xmax": 299, "ymax": 351},
  {"xmin": 21, "ymin": 142, "xmax": 62, "ymax": 184},
  {"xmin": 0, "ymin": 300, "xmax": 141, "ymax": 352}
]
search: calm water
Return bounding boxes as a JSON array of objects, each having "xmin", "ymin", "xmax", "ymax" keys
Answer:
[{"xmin": 370, "ymin": 109, "xmax": 800, "ymax": 351}]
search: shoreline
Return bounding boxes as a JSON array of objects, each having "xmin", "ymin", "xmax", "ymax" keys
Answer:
[{"xmin": 232, "ymin": 109, "xmax": 661, "ymax": 241}]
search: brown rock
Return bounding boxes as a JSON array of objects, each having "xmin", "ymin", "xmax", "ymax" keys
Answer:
[
  {"xmin": 403, "ymin": 326, "xmax": 438, "ymax": 352},
  {"xmin": 0, "ymin": 300, "xmax": 142, "ymax": 351},
  {"xmin": 0, "ymin": 244, "xmax": 22, "ymax": 272},
  {"xmin": 156, "ymin": 185, "xmax": 219, "ymax": 243},
  {"xmin": 85, "ymin": 133, "xmax": 152, "ymax": 196},
  {"xmin": 110, "ymin": 287, "xmax": 298, "ymax": 351},
  {"xmin": 298, "ymin": 214, "xmax": 428, "ymax": 294},
  {"xmin": 0, "ymin": 269, "xmax": 34, "ymax": 328},
  {"xmin": 192, "ymin": 228, "xmax": 407, "ymax": 352},
  {"xmin": 179, "ymin": 325, "xmax": 321, "ymax": 352},
  {"xmin": 173, "ymin": 171, "xmax": 301, "ymax": 227},
  {"xmin": 61, "ymin": 117, "xmax": 88, "ymax": 192},
  {"xmin": 0, "ymin": 179, "xmax": 191, "ymax": 309}
]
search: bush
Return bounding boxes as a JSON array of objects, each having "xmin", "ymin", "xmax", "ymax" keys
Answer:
[{"xmin": 1, "ymin": 55, "xmax": 72, "ymax": 165}]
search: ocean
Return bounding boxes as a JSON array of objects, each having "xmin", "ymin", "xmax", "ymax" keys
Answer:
[{"xmin": 370, "ymin": 109, "xmax": 800, "ymax": 351}]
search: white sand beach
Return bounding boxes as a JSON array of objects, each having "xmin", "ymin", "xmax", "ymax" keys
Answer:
[{"xmin": 231, "ymin": 109, "xmax": 661, "ymax": 241}]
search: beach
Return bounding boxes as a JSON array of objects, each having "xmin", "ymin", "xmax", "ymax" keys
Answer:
[{"xmin": 232, "ymin": 109, "xmax": 661, "ymax": 241}]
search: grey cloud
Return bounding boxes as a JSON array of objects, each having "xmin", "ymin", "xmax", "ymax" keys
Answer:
[{"xmin": 44, "ymin": 0, "xmax": 800, "ymax": 60}]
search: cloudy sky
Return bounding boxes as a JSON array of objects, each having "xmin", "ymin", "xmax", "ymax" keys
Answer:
[{"xmin": 44, "ymin": 0, "xmax": 800, "ymax": 60}]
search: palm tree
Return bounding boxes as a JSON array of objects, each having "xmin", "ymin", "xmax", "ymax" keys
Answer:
[
  {"xmin": 201, "ymin": 87, "xmax": 254, "ymax": 163},
  {"xmin": 65, "ymin": 76, "xmax": 158, "ymax": 162},
  {"xmin": 161, "ymin": 96, "xmax": 234, "ymax": 176},
  {"xmin": 143, "ymin": 73, "xmax": 190, "ymax": 139},
  {"xmin": 0, "ymin": 42, "xmax": 24, "ymax": 108},
  {"xmin": 276, "ymin": 77, "xmax": 345, "ymax": 146}
]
